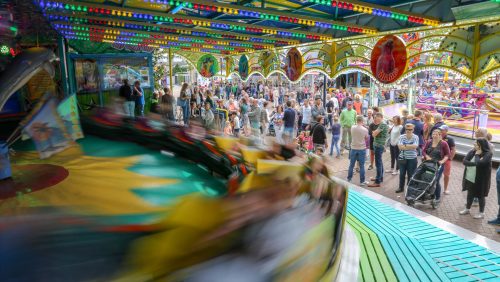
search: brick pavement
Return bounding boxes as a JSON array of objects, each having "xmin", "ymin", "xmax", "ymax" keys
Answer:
[{"xmin": 324, "ymin": 146, "xmax": 500, "ymax": 242}]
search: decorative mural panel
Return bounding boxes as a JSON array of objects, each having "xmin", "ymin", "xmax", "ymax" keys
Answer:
[
  {"xmin": 238, "ymin": 55, "xmax": 249, "ymax": 80},
  {"xmin": 283, "ymin": 47, "xmax": 303, "ymax": 82},
  {"xmin": 204, "ymin": 21, "xmax": 499, "ymax": 85},
  {"xmin": 197, "ymin": 54, "xmax": 219, "ymax": 78},
  {"xmin": 370, "ymin": 35, "xmax": 408, "ymax": 84}
]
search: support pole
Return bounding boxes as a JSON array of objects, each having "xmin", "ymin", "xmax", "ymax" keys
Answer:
[
  {"xmin": 168, "ymin": 48, "xmax": 173, "ymax": 95},
  {"xmin": 57, "ymin": 35, "xmax": 70, "ymax": 96},
  {"xmin": 369, "ymin": 78, "xmax": 375, "ymax": 108},
  {"xmin": 407, "ymin": 75, "xmax": 414, "ymax": 113},
  {"xmin": 323, "ymin": 74, "xmax": 327, "ymax": 106}
]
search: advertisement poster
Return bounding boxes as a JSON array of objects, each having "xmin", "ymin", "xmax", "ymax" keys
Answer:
[
  {"xmin": 238, "ymin": 55, "xmax": 249, "ymax": 80},
  {"xmin": 197, "ymin": 54, "xmax": 219, "ymax": 78},
  {"xmin": 27, "ymin": 71, "xmax": 57, "ymax": 101},
  {"xmin": 283, "ymin": 47, "xmax": 303, "ymax": 82},
  {"xmin": 74, "ymin": 59, "xmax": 99, "ymax": 93},
  {"xmin": 102, "ymin": 58, "xmax": 150, "ymax": 90},
  {"xmin": 370, "ymin": 35, "xmax": 407, "ymax": 84}
]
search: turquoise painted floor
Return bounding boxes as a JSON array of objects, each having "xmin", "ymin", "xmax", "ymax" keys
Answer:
[{"xmin": 348, "ymin": 190, "xmax": 500, "ymax": 282}]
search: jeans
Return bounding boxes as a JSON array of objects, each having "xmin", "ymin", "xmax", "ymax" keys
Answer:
[
  {"xmin": 330, "ymin": 135, "xmax": 340, "ymax": 156},
  {"xmin": 341, "ymin": 126, "xmax": 352, "ymax": 149},
  {"xmin": 399, "ymin": 158, "xmax": 417, "ymax": 191},
  {"xmin": 325, "ymin": 114, "xmax": 332, "ymax": 128},
  {"xmin": 182, "ymin": 104, "xmax": 190, "ymax": 125},
  {"xmin": 374, "ymin": 145, "xmax": 384, "ymax": 184},
  {"xmin": 136, "ymin": 103, "xmax": 144, "ymax": 117},
  {"xmin": 434, "ymin": 165, "xmax": 445, "ymax": 200},
  {"xmin": 389, "ymin": 145, "xmax": 400, "ymax": 170},
  {"xmin": 348, "ymin": 149, "xmax": 366, "ymax": 183},
  {"xmin": 123, "ymin": 101, "xmax": 135, "ymax": 118}
]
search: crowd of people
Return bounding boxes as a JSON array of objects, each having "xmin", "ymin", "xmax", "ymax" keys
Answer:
[{"xmin": 117, "ymin": 78, "xmax": 500, "ymax": 227}]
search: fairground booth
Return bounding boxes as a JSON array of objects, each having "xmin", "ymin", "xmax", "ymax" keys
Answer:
[{"xmin": 0, "ymin": 0, "xmax": 499, "ymax": 281}]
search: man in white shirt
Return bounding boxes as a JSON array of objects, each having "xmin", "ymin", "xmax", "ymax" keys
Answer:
[
  {"xmin": 301, "ymin": 99, "xmax": 312, "ymax": 131},
  {"xmin": 347, "ymin": 115, "xmax": 369, "ymax": 186}
]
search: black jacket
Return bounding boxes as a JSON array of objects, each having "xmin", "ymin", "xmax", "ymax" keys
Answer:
[
  {"xmin": 462, "ymin": 150, "xmax": 492, "ymax": 197},
  {"xmin": 119, "ymin": 85, "xmax": 133, "ymax": 101},
  {"xmin": 310, "ymin": 121, "xmax": 327, "ymax": 145}
]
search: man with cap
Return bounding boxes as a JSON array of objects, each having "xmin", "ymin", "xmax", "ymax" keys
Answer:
[
  {"xmin": 440, "ymin": 124, "xmax": 455, "ymax": 194},
  {"xmin": 311, "ymin": 95, "xmax": 325, "ymax": 121},
  {"xmin": 340, "ymin": 101, "xmax": 357, "ymax": 152}
]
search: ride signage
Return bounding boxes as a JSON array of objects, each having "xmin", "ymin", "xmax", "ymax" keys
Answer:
[{"xmin": 370, "ymin": 35, "xmax": 407, "ymax": 84}]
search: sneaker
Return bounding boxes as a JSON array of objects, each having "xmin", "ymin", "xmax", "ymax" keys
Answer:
[
  {"xmin": 368, "ymin": 165, "xmax": 373, "ymax": 170},
  {"xmin": 367, "ymin": 183, "xmax": 381, "ymax": 188},
  {"xmin": 487, "ymin": 218, "xmax": 500, "ymax": 225},
  {"xmin": 395, "ymin": 189, "xmax": 404, "ymax": 193},
  {"xmin": 443, "ymin": 190, "xmax": 451, "ymax": 195},
  {"xmin": 474, "ymin": 213, "xmax": 485, "ymax": 219},
  {"xmin": 360, "ymin": 181, "xmax": 370, "ymax": 186},
  {"xmin": 459, "ymin": 209, "xmax": 470, "ymax": 215},
  {"xmin": 392, "ymin": 170, "xmax": 399, "ymax": 175},
  {"xmin": 347, "ymin": 179, "xmax": 352, "ymax": 183},
  {"xmin": 387, "ymin": 169, "xmax": 393, "ymax": 173}
]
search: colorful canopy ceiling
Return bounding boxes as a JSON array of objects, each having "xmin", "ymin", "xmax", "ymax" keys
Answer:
[{"xmin": 22, "ymin": 0, "xmax": 497, "ymax": 56}]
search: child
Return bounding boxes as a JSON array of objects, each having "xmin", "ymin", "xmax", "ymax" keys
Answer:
[
  {"xmin": 231, "ymin": 112, "xmax": 240, "ymax": 137},
  {"xmin": 305, "ymin": 131, "xmax": 313, "ymax": 153},
  {"xmin": 224, "ymin": 121, "xmax": 233, "ymax": 136},
  {"xmin": 296, "ymin": 131, "xmax": 305, "ymax": 151},
  {"xmin": 329, "ymin": 115, "xmax": 341, "ymax": 158}
]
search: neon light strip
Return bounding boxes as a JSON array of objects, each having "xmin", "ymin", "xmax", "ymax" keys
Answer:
[
  {"xmin": 161, "ymin": 0, "xmax": 377, "ymax": 34},
  {"xmin": 52, "ymin": 22, "xmax": 268, "ymax": 50},
  {"xmin": 308, "ymin": 0, "xmax": 440, "ymax": 27},
  {"xmin": 36, "ymin": 0, "xmax": 332, "ymax": 41},
  {"xmin": 45, "ymin": 12, "xmax": 298, "ymax": 46}
]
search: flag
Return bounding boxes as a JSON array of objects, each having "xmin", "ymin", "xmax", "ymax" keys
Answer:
[
  {"xmin": 22, "ymin": 97, "xmax": 73, "ymax": 159},
  {"xmin": 57, "ymin": 94, "xmax": 84, "ymax": 140}
]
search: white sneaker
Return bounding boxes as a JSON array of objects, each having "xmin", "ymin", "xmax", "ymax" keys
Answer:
[
  {"xmin": 459, "ymin": 209, "xmax": 470, "ymax": 215},
  {"xmin": 474, "ymin": 213, "xmax": 485, "ymax": 219},
  {"xmin": 392, "ymin": 171, "xmax": 399, "ymax": 175},
  {"xmin": 386, "ymin": 169, "xmax": 393, "ymax": 173},
  {"xmin": 360, "ymin": 181, "xmax": 370, "ymax": 186}
]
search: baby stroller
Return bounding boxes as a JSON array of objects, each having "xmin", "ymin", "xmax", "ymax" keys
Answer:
[
  {"xmin": 267, "ymin": 117, "xmax": 276, "ymax": 137},
  {"xmin": 405, "ymin": 160, "xmax": 441, "ymax": 209}
]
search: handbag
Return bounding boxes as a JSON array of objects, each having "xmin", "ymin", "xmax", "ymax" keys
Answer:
[
  {"xmin": 398, "ymin": 153, "xmax": 407, "ymax": 165},
  {"xmin": 465, "ymin": 166, "xmax": 476, "ymax": 183}
]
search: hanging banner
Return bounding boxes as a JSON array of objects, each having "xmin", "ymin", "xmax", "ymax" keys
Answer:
[
  {"xmin": 283, "ymin": 47, "xmax": 303, "ymax": 82},
  {"xmin": 197, "ymin": 54, "xmax": 219, "ymax": 78},
  {"xmin": 370, "ymin": 35, "xmax": 407, "ymax": 84},
  {"xmin": 238, "ymin": 55, "xmax": 249, "ymax": 80},
  {"xmin": 22, "ymin": 98, "xmax": 73, "ymax": 159},
  {"xmin": 57, "ymin": 94, "xmax": 84, "ymax": 141}
]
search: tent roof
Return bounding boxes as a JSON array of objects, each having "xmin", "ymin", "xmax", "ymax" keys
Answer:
[{"xmin": 8, "ymin": 0, "xmax": 500, "ymax": 55}]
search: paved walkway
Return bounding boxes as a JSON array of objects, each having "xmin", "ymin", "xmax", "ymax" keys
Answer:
[{"xmin": 324, "ymin": 145, "xmax": 500, "ymax": 242}]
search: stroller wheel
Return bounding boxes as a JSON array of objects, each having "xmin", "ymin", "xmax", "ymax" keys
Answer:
[{"xmin": 431, "ymin": 199, "xmax": 437, "ymax": 209}]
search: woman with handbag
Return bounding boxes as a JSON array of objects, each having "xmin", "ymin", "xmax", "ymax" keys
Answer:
[
  {"xmin": 459, "ymin": 138, "xmax": 492, "ymax": 219},
  {"xmin": 396, "ymin": 123, "xmax": 419, "ymax": 193}
]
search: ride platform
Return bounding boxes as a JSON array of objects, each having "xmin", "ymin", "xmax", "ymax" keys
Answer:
[{"xmin": 343, "ymin": 181, "xmax": 500, "ymax": 282}]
